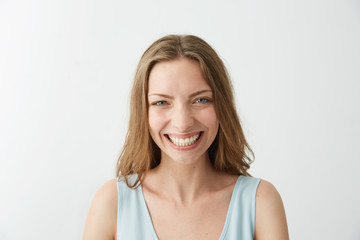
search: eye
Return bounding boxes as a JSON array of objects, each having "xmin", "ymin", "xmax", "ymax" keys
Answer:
[
  {"xmin": 195, "ymin": 98, "xmax": 210, "ymax": 104},
  {"xmin": 153, "ymin": 101, "xmax": 168, "ymax": 106}
]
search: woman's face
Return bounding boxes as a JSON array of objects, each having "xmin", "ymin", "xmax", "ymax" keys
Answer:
[{"xmin": 147, "ymin": 58, "xmax": 219, "ymax": 165}]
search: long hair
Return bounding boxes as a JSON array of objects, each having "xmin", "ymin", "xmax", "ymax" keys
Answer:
[{"xmin": 116, "ymin": 34, "xmax": 253, "ymax": 188}]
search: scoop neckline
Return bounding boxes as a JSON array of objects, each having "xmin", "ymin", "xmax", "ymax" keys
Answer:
[{"xmin": 138, "ymin": 175, "xmax": 243, "ymax": 240}]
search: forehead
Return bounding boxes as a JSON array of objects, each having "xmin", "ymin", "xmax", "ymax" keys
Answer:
[{"xmin": 148, "ymin": 58, "xmax": 211, "ymax": 95}]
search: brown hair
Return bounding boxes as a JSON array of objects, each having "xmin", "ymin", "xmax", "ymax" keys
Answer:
[{"xmin": 116, "ymin": 34, "xmax": 253, "ymax": 188}]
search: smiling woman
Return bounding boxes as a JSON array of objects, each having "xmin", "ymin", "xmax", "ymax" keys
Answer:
[
  {"xmin": 147, "ymin": 58, "xmax": 219, "ymax": 166},
  {"xmin": 82, "ymin": 35, "xmax": 289, "ymax": 240}
]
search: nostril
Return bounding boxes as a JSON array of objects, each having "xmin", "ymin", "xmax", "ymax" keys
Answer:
[{"xmin": 171, "ymin": 112, "xmax": 195, "ymax": 130}]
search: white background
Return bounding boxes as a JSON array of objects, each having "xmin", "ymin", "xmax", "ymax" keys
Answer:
[{"xmin": 1, "ymin": 0, "xmax": 359, "ymax": 239}]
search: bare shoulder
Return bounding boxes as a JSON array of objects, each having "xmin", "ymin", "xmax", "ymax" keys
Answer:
[
  {"xmin": 82, "ymin": 179, "xmax": 118, "ymax": 240},
  {"xmin": 254, "ymin": 180, "xmax": 289, "ymax": 240}
]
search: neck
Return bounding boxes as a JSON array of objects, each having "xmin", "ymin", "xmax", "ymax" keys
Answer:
[{"xmin": 149, "ymin": 153, "xmax": 219, "ymax": 205}]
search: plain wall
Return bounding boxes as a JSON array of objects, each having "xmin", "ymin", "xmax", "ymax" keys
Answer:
[{"xmin": 1, "ymin": 0, "xmax": 359, "ymax": 239}]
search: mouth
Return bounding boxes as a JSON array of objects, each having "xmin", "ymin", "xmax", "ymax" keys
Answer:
[{"xmin": 165, "ymin": 132, "xmax": 202, "ymax": 147}]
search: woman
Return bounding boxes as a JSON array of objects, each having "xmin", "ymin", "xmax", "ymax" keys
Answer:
[{"xmin": 82, "ymin": 34, "xmax": 289, "ymax": 240}]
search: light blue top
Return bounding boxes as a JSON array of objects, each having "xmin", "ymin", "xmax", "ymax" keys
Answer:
[{"xmin": 117, "ymin": 175, "xmax": 261, "ymax": 240}]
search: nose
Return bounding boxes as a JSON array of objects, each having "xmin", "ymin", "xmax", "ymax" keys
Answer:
[{"xmin": 171, "ymin": 103, "xmax": 194, "ymax": 132}]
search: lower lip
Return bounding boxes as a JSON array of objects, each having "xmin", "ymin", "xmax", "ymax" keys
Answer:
[{"xmin": 165, "ymin": 132, "xmax": 203, "ymax": 151}]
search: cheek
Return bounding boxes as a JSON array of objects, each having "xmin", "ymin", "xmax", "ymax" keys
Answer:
[
  {"xmin": 148, "ymin": 109, "xmax": 165, "ymax": 133},
  {"xmin": 198, "ymin": 107, "xmax": 219, "ymax": 130}
]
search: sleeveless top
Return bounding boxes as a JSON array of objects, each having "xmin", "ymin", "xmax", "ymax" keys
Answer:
[{"xmin": 117, "ymin": 175, "xmax": 261, "ymax": 240}]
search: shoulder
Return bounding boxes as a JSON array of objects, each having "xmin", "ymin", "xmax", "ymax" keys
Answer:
[
  {"xmin": 95, "ymin": 178, "xmax": 118, "ymax": 201},
  {"xmin": 82, "ymin": 179, "xmax": 118, "ymax": 240},
  {"xmin": 256, "ymin": 180, "xmax": 280, "ymax": 200},
  {"xmin": 254, "ymin": 180, "xmax": 289, "ymax": 240},
  {"xmin": 91, "ymin": 179, "xmax": 118, "ymax": 213}
]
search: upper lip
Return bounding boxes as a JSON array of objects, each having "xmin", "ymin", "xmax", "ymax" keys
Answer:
[{"xmin": 165, "ymin": 132, "xmax": 202, "ymax": 138}]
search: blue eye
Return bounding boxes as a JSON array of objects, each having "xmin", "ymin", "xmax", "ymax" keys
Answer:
[
  {"xmin": 195, "ymin": 98, "xmax": 209, "ymax": 103},
  {"xmin": 154, "ymin": 101, "xmax": 167, "ymax": 106}
]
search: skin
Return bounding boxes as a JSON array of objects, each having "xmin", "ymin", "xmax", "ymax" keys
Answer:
[
  {"xmin": 82, "ymin": 58, "xmax": 289, "ymax": 240},
  {"xmin": 82, "ymin": 179, "xmax": 117, "ymax": 240},
  {"xmin": 147, "ymin": 57, "xmax": 219, "ymax": 167}
]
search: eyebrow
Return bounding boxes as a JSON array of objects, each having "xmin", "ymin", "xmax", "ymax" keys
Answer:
[
  {"xmin": 148, "ymin": 89, "xmax": 213, "ymax": 99},
  {"xmin": 189, "ymin": 89, "xmax": 213, "ymax": 98}
]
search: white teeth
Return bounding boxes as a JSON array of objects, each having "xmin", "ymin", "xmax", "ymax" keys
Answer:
[{"xmin": 168, "ymin": 134, "xmax": 200, "ymax": 146}]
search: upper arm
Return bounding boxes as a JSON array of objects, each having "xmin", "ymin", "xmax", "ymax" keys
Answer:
[
  {"xmin": 82, "ymin": 179, "xmax": 118, "ymax": 240},
  {"xmin": 254, "ymin": 180, "xmax": 289, "ymax": 240}
]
